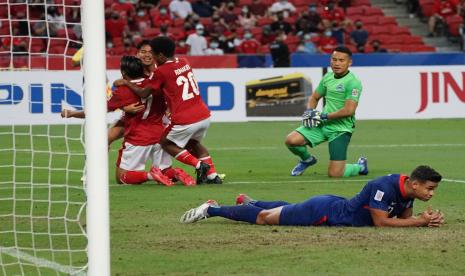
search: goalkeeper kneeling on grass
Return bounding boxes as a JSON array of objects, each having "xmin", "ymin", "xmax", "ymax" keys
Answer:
[
  {"xmin": 181, "ymin": 165, "xmax": 445, "ymax": 228},
  {"xmin": 285, "ymin": 46, "xmax": 367, "ymax": 178}
]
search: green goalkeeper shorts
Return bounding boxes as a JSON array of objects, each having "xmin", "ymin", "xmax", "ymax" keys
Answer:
[{"xmin": 295, "ymin": 126, "xmax": 352, "ymax": 161}]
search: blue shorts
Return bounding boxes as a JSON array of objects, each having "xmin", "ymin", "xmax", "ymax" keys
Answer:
[{"xmin": 279, "ymin": 195, "xmax": 345, "ymax": 226}]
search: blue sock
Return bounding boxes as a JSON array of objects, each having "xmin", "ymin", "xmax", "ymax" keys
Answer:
[
  {"xmin": 207, "ymin": 205, "xmax": 263, "ymax": 224},
  {"xmin": 254, "ymin": 200, "xmax": 290, "ymax": 209}
]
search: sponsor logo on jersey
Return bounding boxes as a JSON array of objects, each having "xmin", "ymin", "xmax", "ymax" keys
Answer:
[
  {"xmin": 374, "ymin": 190, "xmax": 384, "ymax": 201},
  {"xmin": 335, "ymin": 83, "xmax": 344, "ymax": 92},
  {"xmin": 351, "ymin": 88, "xmax": 358, "ymax": 97}
]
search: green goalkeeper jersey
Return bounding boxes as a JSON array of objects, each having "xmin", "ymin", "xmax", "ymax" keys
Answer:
[{"xmin": 315, "ymin": 70, "xmax": 362, "ymax": 133}]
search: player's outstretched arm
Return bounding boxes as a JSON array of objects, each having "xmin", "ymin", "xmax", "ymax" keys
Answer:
[
  {"xmin": 113, "ymin": 79, "xmax": 152, "ymax": 98},
  {"xmin": 369, "ymin": 207, "xmax": 444, "ymax": 227},
  {"xmin": 61, "ymin": 109, "xmax": 85, "ymax": 119}
]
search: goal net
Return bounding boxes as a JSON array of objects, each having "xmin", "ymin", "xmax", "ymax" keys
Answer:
[{"xmin": 0, "ymin": 0, "xmax": 92, "ymax": 274}]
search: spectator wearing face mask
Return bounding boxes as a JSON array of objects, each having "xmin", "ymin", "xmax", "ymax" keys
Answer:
[
  {"xmin": 238, "ymin": 6, "xmax": 257, "ymax": 29},
  {"xmin": 105, "ymin": 11, "xmax": 129, "ymax": 39},
  {"xmin": 298, "ymin": 33, "xmax": 317, "ymax": 54},
  {"xmin": 220, "ymin": 2, "xmax": 240, "ymax": 26},
  {"xmin": 186, "ymin": 24, "xmax": 208, "ymax": 55},
  {"xmin": 295, "ymin": 4, "xmax": 322, "ymax": 36},
  {"xmin": 153, "ymin": 6, "xmax": 173, "ymax": 27},
  {"xmin": 271, "ymin": 12, "xmax": 293, "ymax": 34},
  {"xmin": 239, "ymin": 31, "xmax": 261, "ymax": 53},
  {"xmin": 321, "ymin": 1, "xmax": 350, "ymax": 29},
  {"xmin": 111, "ymin": 0, "xmax": 135, "ymax": 19},
  {"xmin": 206, "ymin": 13, "xmax": 229, "ymax": 40},
  {"xmin": 133, "ymin": 8, "xmax": 151, "ymax": 31},
  {"xmin": 269, "ymin": 0, "xmax": 296, "ymax": 18},
  {"xmin": 269, "ymin": 31, "xmax": 290, "ymax": 67},
  {"xmin": 370, "ymin": 39, "xmax": 388, "ymax": 53},
  {"xmin": 169, "ymin": 0, "xmax": 193, "ymax": 19},
  {"xmin": 205, "ymin": 39, "xmax": 225, "ymax": 55},
  {"xmin": 317, "ymin": 28, "xmax": 338, "ymax": 54},
  {"xmin": 350, "ymin": 20, "xmax": 369, "ymax": 48},
  {"xmin": 159, "ymin": 24, "xmax": 176, "ymax": 41}
]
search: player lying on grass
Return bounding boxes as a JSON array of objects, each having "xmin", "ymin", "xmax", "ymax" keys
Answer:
[
  {"xmin": 114, "ymin": 36, "xmax": 222, "ymax": 184},
  {"xmin": 181, "ymin": 165, "xmax": 445, "ymax": 227},
  {"xmin": 64, "ymin": 56, "xmax": 195, "ymax": 186}
]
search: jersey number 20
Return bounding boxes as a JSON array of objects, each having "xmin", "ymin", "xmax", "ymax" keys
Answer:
[{"xmin": 177, "ymin": 72, "xmax": 200, "ymax": 101}]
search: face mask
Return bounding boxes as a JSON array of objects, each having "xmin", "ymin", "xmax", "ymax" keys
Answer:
[
  {"xmin": 119, "ymin": 0, "xmax": 125, "ymax": 3},
  {"xmin": 303, "ymin": 34, "xmax": 311, "ymax": 40},
  {"xmin": 244, "ymin": 33, "xmax": 252, "ymax": 39},
  {"xmin": 107, "ymin": 42, "xmax": 113, "ymax": 48},
  {"xmin": 309, "ymin": 7, "xmax": 316, "ymax": 12},
  {"xmin": 210, "ymin": 42, "xmax": 219, "ymax": 48},
  {"xmin": 219, "ymin": 36, "xmax": 226, "ymax": 41},
  {"xmin": 137, "ymin": 11, "xmax": 145, "ymax": 17},
  {"xmin": 179, "ymin": 41, "xmax": 186, "ymax": 47},
  {"xmin": 196, "ymin": 29, "xmax": 204, "ymax": 35},
  {"xmin": 242, "ymin": 7, "xmax": 248, "ymax": 13},
  {"xmin": 325, "ymin": 31, "xmax": 332, "ymax": 37},
  {"xmin": 160, "ymin": 9, "xmax": 167, "ymax": 15}
]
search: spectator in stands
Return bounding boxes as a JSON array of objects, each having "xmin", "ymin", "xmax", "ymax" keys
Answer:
[
  {"xmin": 320, "ymin": 1, "xmax": 350, "ymax": 29},
  {"xmin": 192, "ymin": 0, "xmax": 214, "ymax": 18},
  {"xmin": 269, "ymin": 31, "xmax": 290, "ymax": 67},
  {"xmin": 428, "ymin": 0, "xmax": 458, "ymax": 37},
  {"xmin": 317, "ymin": 28, "xmax": 338, "ymax": 54},
  {"xmin": 31, "ymin": 13, "xmax": 47, "ymax": 37},
  {"xmin": 133, "ymin": 7, "xmax": 151, "ymax": 31},
  {"xmin": 406, "ymin": 0, "xmax": 420, "ymax": 18},
  {"xmin": 350, "ymin": 20, "xmax": 369, "ymax": 48},
  {"xmin": 295, "ymin": 4, "xmax": 322, "ymax": 36},
  {"xmin": 111, "ymin": 0, "xmax": 135, "ymax": 19},
  {"xmin": 186, "ymin": 14, "xmax": 202, "ymax": 31},
  {"xmin": 371, "ymin": 39, "xmax": 388, "ymax": 53},
  {"xmin": 206, "ymin": 13, "xmax": 229, "ymax": 40},
  {"xmin": 239, "ymin": 31, "xmax": 261, "ymax": 53},
  {"xmin": 137, "ymin": 0, "xmax": 158, "ymax": 10},
  {"xmin": 249, "ymin": 0, "xmax": 268, "ymax": 17},
  {"xmin": 205, "ymin": 39, "xmax": 225, "ymax": 55},
  {"xmin": 269, "ymin": 0, "xmax": 296, "ymax": 18},
  {"xmin": 159, "ymin": 24, "xmax": 176, "ymax": 41},
  {"xmin": 169, "ymin": 0, "xmax": 193, "ymax": 19},
  {"xmin": 209, "ymin": 0, "xmax": 226, "ymax": 11},
  {"xmin": 105, "ymin": 12, "xmax": 129, "ymax": 40},
  {"xmin": 260, "ymin": 25, "xmax": 276, "ymax": 45},
  {"xmin": 300, "ymin": 33, "xmax": 318, "ymax": 53},
  {"xmin": 220, "ymin": 2, "xmax": 239, "ymax": 27},
  {"xmin": 238, "ymin": 6, "xmax": 257, "ymax": 29},
  {"xmin": 219, "ymin": 27, "xmax": 241, "ymax": 53},
  {"xmin": 152, "ymin": 6, "xmax": 173, "ymax": 27},
  {"xmin": 271, "ymin": 12, "xmax": 293, "ymax": 34},
  {"xmin": 47, "ymin": 6, "xmax": 65, "ymax": 36},
  {"xmin": 186, "ymin": 24, "xmax": 208, "ymax": 55}
]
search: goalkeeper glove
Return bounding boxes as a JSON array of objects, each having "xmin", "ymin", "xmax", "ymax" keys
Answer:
[{"xmin": 301, "ymin": 109, "xmax": 328, "ymax": 128}]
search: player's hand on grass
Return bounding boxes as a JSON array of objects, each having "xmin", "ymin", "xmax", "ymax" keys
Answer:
[
  {"xmin": 123, "ymin": 103, "xmax": 145, "ymax": 114},
  {"xmin": 428, "ymin": 210, "xmax": 445, "ymax": 227},
  {"xmin": 113, "ymin": 78, "xmax": 128, "ymax": 87}
]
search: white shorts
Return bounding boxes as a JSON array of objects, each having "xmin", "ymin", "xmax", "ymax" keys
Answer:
[
  {"xmin": 117, "ymin": 142, "xmax": 172, "ymax": 171},
  {"xmin": 166, "ymin": 118, "xmax": 210, "ymax": 148}
]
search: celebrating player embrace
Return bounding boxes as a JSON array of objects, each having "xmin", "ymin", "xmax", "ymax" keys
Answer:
[{"xmin": 116, "ymin": 36, "xmax": 222, "ymax": 184}]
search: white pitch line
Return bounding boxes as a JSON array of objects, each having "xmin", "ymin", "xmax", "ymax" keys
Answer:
[
  {"xmin": 209, "ymin": 144, "xmax": 465, "ymax": 151},
  {"xmin": 0, "ymin": 247, "xmax": 86, "ymax": 276},
  {"xmin": 443, "ymin": 178, "xmax": 465, "ymax": 184}
]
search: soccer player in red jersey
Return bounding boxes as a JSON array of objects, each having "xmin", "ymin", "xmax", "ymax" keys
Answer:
[{"xmin": 117, "ymin": 36, "xmax": 222, "ymax": 184}]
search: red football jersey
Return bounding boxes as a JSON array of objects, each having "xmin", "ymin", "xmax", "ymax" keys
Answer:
[
  {"xmin": 150, "ymin": 58, "xmax": 210, "ymax": 125},
  {"xmin": 107, "ymin": 78, "xmax": 167, "ymax": 146}
]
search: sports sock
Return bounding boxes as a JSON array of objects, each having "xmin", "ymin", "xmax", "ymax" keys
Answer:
[
  {"xmin": 199, "ymin": 156, "xmax": 218, "ymax": 179},
  {"xmin": 287, "ymin": 145, "xmax": 311, "ymax": 161},
  {"xmin": 120, "ymin": 171, "xmax": 148, "ymax": 184},
  {"xmin": 162, "ymin": 167, "xmax": 176, "ymax": 180},
  {"xmin": 175, "ymin": 150, "xmax": 200, "ymax": 168},
  {"xmin": 207, "ymin": 205, "xmax": 263, "ymax": 224},
  {"xmin": 253, "ymin": 200, "xmax": 291, "ymax": 209},
  {"xmin": 343, "ymin": 164, "xmax": 362, "ymax": 177}
]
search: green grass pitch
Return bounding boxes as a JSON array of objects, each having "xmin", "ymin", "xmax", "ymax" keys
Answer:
[{"xmin": 2, "ymin": 119, "xmax": 465, "ymax": 275}]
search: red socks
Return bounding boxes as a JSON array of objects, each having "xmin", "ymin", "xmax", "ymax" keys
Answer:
[
  {"xmin": 120, "ymin": 171, "xmax": 148, "ymax": 185},
  {"xmin": 199, "ymin": 156, "xmax": 217, "ymax": 176},
  {"xmin": 162, "ymin": 167, "xmax": 177, "ymax": 179},
  {"xmin": 175, "ymin": 150, "xmax": 200, "ymax": 168}
]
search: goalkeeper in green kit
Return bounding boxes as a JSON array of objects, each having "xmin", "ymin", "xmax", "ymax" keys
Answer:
[{"xmin": 285, "ymin": 46, "xmax": 368, "ymax": 178}]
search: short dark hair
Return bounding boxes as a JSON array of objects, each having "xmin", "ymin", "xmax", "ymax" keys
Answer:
[
  {"xmin": 136, "ymin": 39, "xmax": 151, "ymax": 50},
  {"xmin": 333, "ymin": 46, "xmax": 352, "ymax": 57},
  {"xmin": 410, "ymin": 165, "xmax": 442, "ymax": 183},
  {"xmin": 120, "ymin": 55, "xmax": 144, "ymax": 79},
  {"xmin": 150, "ymin": 36, "xmax": 175, "ymax": 58}
]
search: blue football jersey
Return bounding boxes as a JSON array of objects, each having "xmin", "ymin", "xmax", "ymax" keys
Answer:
[{"xmin": 328, "ymin": 174, "xmax": 414, "ymax": 226}]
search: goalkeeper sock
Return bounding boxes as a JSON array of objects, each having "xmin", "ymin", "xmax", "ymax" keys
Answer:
[
  {"xmin": 287, "ymin": 145, "xmax": 311, "ymax": 161},
  {"xmin": 343, "ymin": 164, "xmax": 362, "ymax": 177},
  {"xmin": 120, "ymin": 171, "xmax": 148, "ymax": 184},
  {"xmin": 253, "ymin": 200, "xmax": 291, "ymax": 209},
  {"xmin": 199, "ymin": 156, "xmax": 218, "ymax": 179},
  {"xmin": 162, "ymin": 167, "xmax": 176, "ymax": 180},
  {"xmin": 207, "ymin": 205, "xmax": 263, "ymax": 224},
  {"xmin": 175, "ymin": 150, "xmax": 200, "ymax": 168}
]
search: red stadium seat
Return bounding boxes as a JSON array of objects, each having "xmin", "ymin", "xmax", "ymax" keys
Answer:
[
  {"xmin": 419, "ymin": 0, "xmax": 435, "ymax": 17},
  {"xmin": 352, "ymin": 0, "xmax": 371, "ymax": 7},
  {"xmin": 369, "ymin": 26, "xmax": 390, "ymax": 35},
  {"xmin": 238, "ymin": 0, "xmax": 253, "ymax": 6},
  {"xmin": 257, "ymin": 17, "xmax": 273, "ymax": 27},
  {"xmin": 377, "ymin": 16, "xmax": 397, "ymax": 26},
  {"xmin": 346, "ymin": 6, "xmax": 364, "ymax": 17},
  {"xmin": 389, "ymin": 26, "xmax": 410, "ymax": 35},
  {"xmin": 446, "ymin": 15, "xmax": 464, "ymax": 37},
  {"xmin": 142, "ymin": 28, "xmax": 159, "ymax": 38},
  {"xmin": 364, "ymin": 7, "xmax": 383, "ymax": 16},
  {"xmin": 360, "ymin": 15, "xmax": 378, "ymax": 26}
]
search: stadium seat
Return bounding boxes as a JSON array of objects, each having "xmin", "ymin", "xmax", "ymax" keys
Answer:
[
  {"xmin": 419, "ymin": 0, "xmax": 435, "ymax": 18},
  {"xmin": 370, "ymin": 26, "xmax": 390, "ymax": 35},
  {"xmin": 142, "ymin": 28, "xmax": 159, "ymax": 38},
  {"xmin": 30, "ymin": 55, "xmax": 46, "ymax": 69},
  {"xmin": 257, "ymin": 17, "xmax": 273, "ymax": 27},
  {"xmin": 347, "ymin": 6, "xmax": 364, "ymax": 17},
  {"xmin": 364, "ymin": 7, "xmax": 384, "ymax": 16},
  {"xmin": 446, "ymin": 15, "xmax": 464, "ymax": 37},
  {"xmin": 360, "ymin": 15, "xmax": 378, "ymax": 26},
  {"xmin": 238, "ymin": 0, "xmax": 253, "ymax": 6},
  {"xmin": 377, "ymin": 16, "xmax": 397, "ymax": 26},
  {"xmin": 352, "ymin": 0, "xmax": 371, "ymax": 7},
  {"xmin": 389, "ymin": 26, "xmax": 410, "ymax": 35}
]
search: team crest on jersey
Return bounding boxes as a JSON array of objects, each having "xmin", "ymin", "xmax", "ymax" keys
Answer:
[
  {"xmin": 351, "ymin": 88, "xmax": 359, "ymax": 97},
  {"xmin": 335, "ymin": 83, "xmax": 344, "ymax": 92},
  {"xmin": 374, "ymin": 190, "xmax": 384, "ymax": 201}
]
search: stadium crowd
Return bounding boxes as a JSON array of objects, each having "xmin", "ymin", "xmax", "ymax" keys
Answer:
[{"xmin": 1, "ymin": 0, "xmax": 465, "ymax": 69}]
